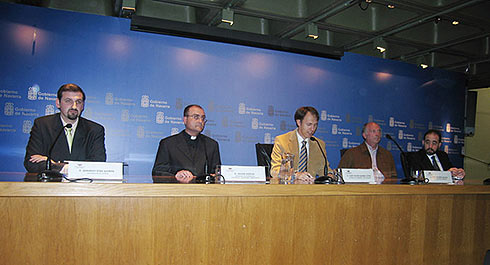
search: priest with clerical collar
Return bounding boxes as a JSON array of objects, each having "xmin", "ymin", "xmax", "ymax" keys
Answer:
[{"xmin": 152, "ymin": 104, "xmax": 221, "ymax": 183}]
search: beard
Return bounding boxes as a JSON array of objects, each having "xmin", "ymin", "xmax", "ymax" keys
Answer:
[
  {"xmin": 67, "ymin": 109, "xmax": 79, "ymax": 120},
  {"xmin": 425, "ymin": 148, "xmax": 436, "ymax": 155}
]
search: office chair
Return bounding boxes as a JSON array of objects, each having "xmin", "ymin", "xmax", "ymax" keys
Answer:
[
  {"xmin": 400, "ymin": 152, "xmax": 413, "ymax": 180},
  {"xmin": 255, "ymin": 143, "xmax": 274, "ymax": 180},
  {"xmin": 340, "ymin": 148, "xmax": 348, "ymax": 158}
]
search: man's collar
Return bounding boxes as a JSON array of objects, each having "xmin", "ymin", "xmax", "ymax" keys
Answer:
[
  {"xmin": 365, "ymin": 141, "xmax": 378, "ymax": 152},
  {"xmin": 183, "ymin": 130, "xmax": 199, "ymax": 140}
]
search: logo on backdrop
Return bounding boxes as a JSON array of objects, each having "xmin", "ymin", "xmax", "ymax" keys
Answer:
[
  {"xmin": 4, "ymin": 102, "xmax": 14, "ymax": 116},
  {"xmin": 141, "ymin": 95, "xmax": 150, "ymax": 108},
  {"xmin": 22, "ymin": 120, "xmax": 32, "ymax": 134},
  {"xmin": 446, "ymin": 123, "xmax": 451, "ymax": 133},
  {"xmin": 398, "ymin": 130, "xmax": 403, "ymax": 140},
  {"xmin": 264, "ymin": 133, "xmax": 271, "ymax": 144},
  {"xmin": 171, "ymin": 127, "xmax": 179, "ymax": 135},
  {"xmin": 407, "ymin": 142, "xmax": 412, "ymax": 152},
  {"xmin": 27, "ymin": 84, "xmax": 40, "ymax": 100},
  {"xmin": 389, "ymin": 117, "xmax": 395, "ymax": 127},
  {"xmin": 238, "ymin": 103, "xmax": 246, "ymax": 114},
  {"xmin": 45, "ymin": 105, "xmax": 55, "ymax": 115},
  {"xmin": 342, "ymin": 138, "xmax": 348, "ymax": 148},
  {"xmin": 332, "ymin": 124, "xmax": 338, "ymax": 135},
  {"xmin": 105, "ymin": 93, "xmax": 114, "ymax": 105},
  {"xmin": 251, "ymin": 118, "xmax": 258, "ymax": 129},
  {"xmin": 156, "ymin": 111, "xmax": 164, "ymax": 124},
  {"xmin": 321, "ymin": 110, "xmax": 327, "ymax": 121},
  {"xmin": 121, "ymin": 109, "xmax": 129, "ymax": 122},
  {"xmin": 137, "ymin": 126, "xmax": 144, "ymax": 138}
]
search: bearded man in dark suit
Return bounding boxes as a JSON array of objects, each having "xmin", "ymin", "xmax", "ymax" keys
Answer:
[
  {"xmin": 408, "ymin": 129, "xmax": 465, "ymax": 178},
  {"xmin": 24, "ymin": 83, "xmax": 106, "ymax": 173}
]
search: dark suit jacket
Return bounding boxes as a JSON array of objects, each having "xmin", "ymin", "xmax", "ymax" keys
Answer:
[
  {"xmin": 152, "ymin": 131, "xmax": 221, "ymax": 181},
  {"xmin": 24, "ymin": 113, "xmax": 107, "ymax": 173},
  {"xmin": 408, "ymin": 149, "xmax": 454, "ymax": 171},
  {"xmin": 338, "ymin": 142, "xmax": 397, "ymax": 178}
]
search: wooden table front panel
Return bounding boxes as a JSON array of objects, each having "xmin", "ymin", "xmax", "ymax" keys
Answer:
[{"xmin": 0, "ymin": 183, "xmax": 489, "ymax": 265}]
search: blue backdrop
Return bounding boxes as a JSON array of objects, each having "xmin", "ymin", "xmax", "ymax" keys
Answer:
[{"xmin": 0, "ymin": 2, "xmax": 466, "ymax": 182}]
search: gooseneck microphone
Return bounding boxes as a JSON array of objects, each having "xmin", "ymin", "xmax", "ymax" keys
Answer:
[
  {"xmin": 310, "ymin": 136, "xmax": 327, "ymax": 177},
  {"xmin": 385, "ymin": 134, "xmax": 414, "ymax": 184},
  {"xmin": 38, "ymin": 123, "xmax": 72, "ymax": 181}
]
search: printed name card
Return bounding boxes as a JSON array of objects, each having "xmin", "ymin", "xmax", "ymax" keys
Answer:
[
  {"xmin": 340, "ymin": 168, "xmax": 375, "ymax": 183},
  {"xmin": 67, "ymin": 161, "xmax": 123, "ymax": 181},
  {"xmin": 423, "ymin": 170, "xmax": 453, "ymax": 184},
  {"xmin": 220, "ymin": 165, "xmax": 266, "ymax": 182}
]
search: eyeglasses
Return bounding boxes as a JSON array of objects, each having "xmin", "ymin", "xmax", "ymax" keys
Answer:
[{"xmin": 186, "ymin": 114, "xmax": 207, "ymax": 122}]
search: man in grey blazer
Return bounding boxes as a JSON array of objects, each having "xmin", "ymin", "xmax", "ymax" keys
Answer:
[
  {"xmin": 24, "ymin": 83, "xmax": 106, "ymax": 173},
  {"xmin": 152, "ymin": 104, "xmax": 221, "ymax": 183}
]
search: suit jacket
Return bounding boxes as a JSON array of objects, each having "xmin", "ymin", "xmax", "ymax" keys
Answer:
[
  {"xmin": 152, "ymin": 131, "xmax": 221, "ymax": 181},
  {"xmin": 270, "ymin": 129, "xmax": 332, "ymax": 178},
  {"xmin": 408, "ymin": 149, "xmax": 454, "ymax": 171},
  {"xmin": 24, "ymin": 113, "xmax": 106, "ymax": 173},
  {"xmin": 338, "ymin": 142, "xmax": 397, "ymax": 178}
]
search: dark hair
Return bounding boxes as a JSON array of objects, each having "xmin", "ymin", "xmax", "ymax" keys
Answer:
[
  {"xmin": 294, "ymin": 106, "xmax": 319, "ymax": 125},
  {"xmin": 183, "ymin": 104, "xmax": 204, "ymax": 116},
  {"xmin": 57, "ymin": 83, "xmax": 86, "ymax": 101},
  {"xmin": 424, "ymin": 129, "xmax": 441, "ymax": 143}
]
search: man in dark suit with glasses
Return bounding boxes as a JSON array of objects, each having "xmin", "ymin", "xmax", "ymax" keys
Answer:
[{"xmin": 152, "ymin": 104, "xmax": 221, "ymax": 183}]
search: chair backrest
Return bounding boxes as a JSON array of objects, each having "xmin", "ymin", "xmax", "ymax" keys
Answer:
[
  {"xmin": 400, "ymin": 152, "xmax": 416, "ymax": 179},
  {"xmin": 340, "ymin": 149, "xmax": 349, "ymax": 158},
  {"xmin": 255, "ymin": 143, "xmax": 274, "ymax": 179}
]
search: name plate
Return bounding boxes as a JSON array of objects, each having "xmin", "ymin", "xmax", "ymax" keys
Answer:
[
  {"xmin": 220, "ymin": 165, "xmax": 266, "ymax": 182},
  {"xmin": 67, "ymin": 161, "xmax": 124, "ymax": 181},
  {"xmin": 423, "ymin": 170, "xmax": 453, "ymax": 184},
  {"xmin": 340, "ymin": 168, "xmax": 375, "ymax": 183}
]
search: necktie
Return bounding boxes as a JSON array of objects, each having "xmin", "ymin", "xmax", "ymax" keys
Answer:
[
  {"xmin": 431, "ymin": 155, "xmax": 440, "ymax": 170},
  {"xmin": 298, "ymin": 140, "xmax": 307, "ymax": 172},
  {"xmin": 66, "ymin": 127, "xmax": 74, "ymax": 153}
]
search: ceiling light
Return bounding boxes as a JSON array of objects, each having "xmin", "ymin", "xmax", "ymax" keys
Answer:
[
  {"xmin": 121, "ymin": 0, "xmax": 136, "ymax": 18},
  {"xmin": 387, "ymin": 4, "xmax": 395, "ymax": 9},
  {"xmin": 221, "ymin": 8, "xmax": 234, "ymax": 26},
  {"xmin": 452, "ymin": 20, "xmax": 459, "ymax": 25},
  {"xmin": 306, "ymin": 23, "xmax": 319, "ymax": 40},
  {"xmin": 417, "ymin": 56, "xmax": 428, "ymax": 69},
  {"xmin": 373, "ymin": 37, "xmax": 387, "ymax": 53}
]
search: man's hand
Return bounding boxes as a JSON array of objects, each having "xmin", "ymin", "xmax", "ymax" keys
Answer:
[
  {"xmin": 29, "ymin": 155, "xmax": 48, "ymax": 163},
  {"xmin": 294, "ymin": 171, "xmax": 314, "ymax": 184},
  {"xmin": 175, "ymin": 170, "xmax": 196, "ymax": 183},
  {"xmin": 449, "ymin": 167, "xmax": 465, "ymax": 179}
]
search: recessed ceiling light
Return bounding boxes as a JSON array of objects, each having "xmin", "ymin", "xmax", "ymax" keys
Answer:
[
  {"xmin": 387, "ymin": 4, "xmax": 395, "ymax": 9},
  {"xmin": 452, "ymin": 20, "xmax": 460, "ymax": 25}
]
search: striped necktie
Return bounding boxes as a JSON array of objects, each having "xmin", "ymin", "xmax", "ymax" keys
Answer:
[
  {"xmin": 298, "ymin": 140, "xmax": 307, "ymax": 172},
  {"xmin": 66, "ymin": 127, "xmax": 74, "ymax": 153}
]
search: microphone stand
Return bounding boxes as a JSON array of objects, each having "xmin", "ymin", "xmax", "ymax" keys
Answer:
[
  {"xmin": 385, "ymin": 134, "xmax": 418, "ymax": 184},
  {"xmin": 310, "ymin": 137, "xmax": 335, "ymax": 184},
  {"xmin": 37, "ymin": 124, "xmax": 71, "ymax": 182}
]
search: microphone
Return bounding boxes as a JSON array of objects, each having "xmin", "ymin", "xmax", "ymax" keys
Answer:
[
  {"xmin": 195, "ymin": 135, "xmax": 214, "ymax": 183},
  {"xmin": 310, "ymin": 136, "xmax": 334, "ymax": 184},
  {"xmin": 310, "ymin": 136, "xmax": 327, "ymax": 177},
  {"xmin": 385, "ymin": 134, "xmax": 415, "ymax": 184},
  {"xmin": 38, "ymin": 123, "xmax": 72, "ymax": 181}
]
